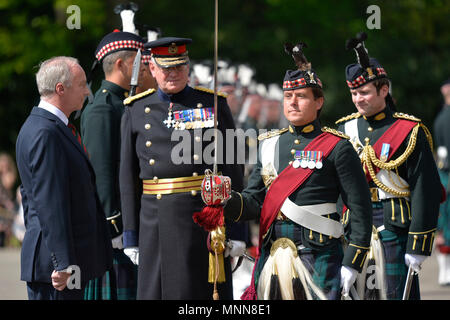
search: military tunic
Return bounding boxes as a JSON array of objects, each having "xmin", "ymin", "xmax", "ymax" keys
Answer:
[
  {"xmin": 224, "ymin": 119, "xmax": 373, "ymax": 299},
  {"xmin": 337, "ymin": 106, "xmax": 442, "ymax": 299},
  {"xmin": 120, "ymin": 85, "xmax": 245, "ymax": 299},
  {"xmin": 81, "ymin": 80, "xmax": 137, "ymax": 299}
]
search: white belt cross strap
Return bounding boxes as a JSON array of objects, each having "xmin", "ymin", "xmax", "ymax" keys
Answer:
[{"xmin": 280, "ymin": 199, "xmax": 344, "ymax": 238}]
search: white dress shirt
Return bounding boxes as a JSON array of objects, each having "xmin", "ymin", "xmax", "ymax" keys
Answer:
[{"xmin": 38, "ymin": 100, "xmax": 69, "ymax": 126}]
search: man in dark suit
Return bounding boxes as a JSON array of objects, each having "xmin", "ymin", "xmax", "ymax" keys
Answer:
[{"xmin": 16, "ymin": 56, "xmax": 113, "ymax": 300}]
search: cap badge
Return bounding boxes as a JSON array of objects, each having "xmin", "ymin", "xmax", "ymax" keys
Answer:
[
  {"xmin": 307, "ymin": 71, "xmax": 316, "ymax": 84},
  {"xmin": 168, "ymin": 43, "xmax": 178, "ymax": 54}
]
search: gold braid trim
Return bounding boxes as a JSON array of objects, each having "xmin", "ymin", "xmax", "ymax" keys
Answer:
[
  {"xmin": 361, "ymin": 123, "xmax": 423, "ymax": 197},
  {"xmin": 419, "ymin": 123, "xmax": 434, "ymax": 151},
  {"xmin": 335, "ymin": 112, "xmax": 361, "ymax": 124}
]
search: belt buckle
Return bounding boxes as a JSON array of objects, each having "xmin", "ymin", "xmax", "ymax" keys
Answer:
[{"xmin": 370, "ymin": 188, "xmax": 379, "ymax": 202}]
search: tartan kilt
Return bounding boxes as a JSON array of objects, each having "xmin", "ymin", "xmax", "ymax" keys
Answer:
[
  {"xmin": 438, "ymin": 170, "xmax": 450, "ymax": 246},
  {"xmin": 255, "ymin": 220, "xmax": 343, "ymax": 300},
  {"xmin": 370, "ymin": 206, "xmax": 420, "ymax": 300},
  {"xmin": 84, "ymin": 248, "xmax": 138, "ymax": 300}
]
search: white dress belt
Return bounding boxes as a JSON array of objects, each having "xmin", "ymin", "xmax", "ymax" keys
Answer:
[{"xmin": 280, "ymin": 199, "xmax": 344, "ymax": 238}]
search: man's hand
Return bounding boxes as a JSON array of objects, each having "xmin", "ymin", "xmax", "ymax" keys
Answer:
[
  {"xmin": 405, "ymin": 253, "xmax": 427, "ymax": 273},
  {"xmin": 340, "ymin": 265, "xmax": 358, "ymax": 296},
  {"xmin": 51, "ymin": 270, "xmax": 71, "ymax": 291},
  {"xmin": 124, "ymin": 247, "xmax": 139, "ymax": 265},
  {"xmin": 112, "ymin": 234, "xmax": 124, "ymax": 249}
]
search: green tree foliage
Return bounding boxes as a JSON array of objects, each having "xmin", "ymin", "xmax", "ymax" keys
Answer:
[{"xmin": 1, "ymin": 0, "xmax": 449, "ymax": 159}]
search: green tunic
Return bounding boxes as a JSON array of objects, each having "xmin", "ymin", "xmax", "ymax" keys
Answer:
[{"xmin": 225, "ymin": 119, "xmax": 373, "ymax": 272}]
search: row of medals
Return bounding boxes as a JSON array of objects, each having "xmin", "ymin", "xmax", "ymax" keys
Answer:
[
  {"xmin": 292, "ymin": 150, "xmax": 323, "ymax": 169},
  {"xmin": 164, "ymin": 107, "xmax": 215, "ymax": 130}
]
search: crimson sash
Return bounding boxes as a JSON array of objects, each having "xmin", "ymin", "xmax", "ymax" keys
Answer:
[
  {"xmin": 363, "ymin": 118, "xmax": 417, "ymax": 182},
  {"xmin": 241, "ymin": 132, "xmax": 342, "ymax": 300}
]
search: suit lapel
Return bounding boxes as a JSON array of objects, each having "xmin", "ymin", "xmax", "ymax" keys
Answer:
[{"xmin": 31, "ymin": 107, "xmax": 95, "ymax": 172}]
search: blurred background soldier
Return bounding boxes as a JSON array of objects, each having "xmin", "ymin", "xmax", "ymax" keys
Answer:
[
  {"xmin": 119, "ymin": 37, "xmax": 246, "ymax": 299},
  {"xmin": 336, "ymin": 32, "xmax": 442, "ymax": 299},
  {"xmin": 434, "ymin": 78, "xmax": 450, "ymax": 286},
  {"xmin": 80, "ymin": 6, "xmax": 146, "ymax": 299},
  {"xmin": 217, "ymin": 42, "xmax": 373, "ymax": 300}
]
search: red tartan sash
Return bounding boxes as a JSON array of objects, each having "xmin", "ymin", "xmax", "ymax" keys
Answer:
[
  {"xmin": 364, "ymin": 119, "xmax": 417, "ymax": 183},
  {"xmin": 241, "ymin": 132, "xmax": 342, "ymax": 300}
]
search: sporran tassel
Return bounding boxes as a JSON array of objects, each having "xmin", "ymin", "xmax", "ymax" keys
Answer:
[{"xmin": 268, "ymin": 263, "xmax": 282, "ymax": 300}]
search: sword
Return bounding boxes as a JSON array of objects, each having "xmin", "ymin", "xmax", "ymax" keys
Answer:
[
  {"xmin": 402, "ymin": 265, "xmax": 416, "ymax": 300},
  {"xmin": 212, "ymin": 0, "xmax": 219, "ymax": 175},
  {"xmin": 129, "ymin": 49, "xmax": 142, "ymax": 97}
]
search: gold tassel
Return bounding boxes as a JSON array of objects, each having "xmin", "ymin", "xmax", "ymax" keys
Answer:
[{"xmin": 208, "ymin": 226, "xmax": 226, "ymax": 300}]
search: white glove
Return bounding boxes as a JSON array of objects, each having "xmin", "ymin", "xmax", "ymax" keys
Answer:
[
  {"xmin": 340, "ymin": 265, "xmax": 358, "ymax": 296},
  {"xmin": 405, "ymin": 253, "xmax": 427, "ymax": 272},
  {"xmin": 111, "ymin": 235, "xmax": 124, "ymax": 249},
  {"xmin": 124, "ymin": 247, "xmax": 139, "ymax": 265},
  {"xmin": 225, "ymin": 240, "xmax": 246, "ymax": 258}
]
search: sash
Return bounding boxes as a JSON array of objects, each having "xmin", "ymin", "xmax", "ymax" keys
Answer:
[
  {"xmin": 241, "ymin": 132, "xmax": 342, "ymax": 300},
  {"xmin": 258, "ymin": 132, "xmax": 342, "ymax": 244},
  {"xmin": 364, "ymin": 119, "xmax": 417, "ymax": 183}
]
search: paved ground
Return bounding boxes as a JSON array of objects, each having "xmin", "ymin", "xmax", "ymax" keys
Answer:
[{"xmin": 1, "ymin": 247, "xmax": 449, "ymax": 300}]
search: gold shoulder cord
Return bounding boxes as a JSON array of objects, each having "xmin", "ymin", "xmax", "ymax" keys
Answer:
[{"xmin": 361, "ymin": 123, "xmax": 424, "ymax": 197}]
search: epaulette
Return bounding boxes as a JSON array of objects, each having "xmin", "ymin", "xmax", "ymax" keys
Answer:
[
  {"xmin": 258, "ymin": 128, "xmax": 288, "ymax": 141},
  {"xmin": 335, "ymin": 112, "xmax": 361, "ymax": 124},
  {"xmin": 321, "ymin": 127, "xmax": 350, "ymax": 139},
  {"xmin": 194, "ymin": 86, "xmax": 228, "ymax": 98},
  {"xmin": 393, "ymin": 112, "xmax": 421, "ymax": 122},
  {"xmin": 123, "ymin": 88, "xmax": 156, "ymax": 106}
]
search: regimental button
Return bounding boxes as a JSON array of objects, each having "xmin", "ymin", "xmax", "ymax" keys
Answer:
[
  {"xmin": 145, "ymin": 107, "xmax": 151, "ymax": 114},
  {"xmin": 294, "ymin": 139, "xmax": 300, "ymax": 145},
  {"xmin": 290, "ymin": 149, "xmax": 296, "ymax": 155},
  {"xmin": 368, "ymin": 127, "xmax": 373, "ymax": 132},
  {"xmin": 197, "ymin": 103, "xmax": 203, "ymax": 108},
  {"xmin": 156, "ymin": 194, "xmax": 162, "ymax": 200},
  {"xmin": 153, "ymin": 176, "xmax": 158, "ymax": 182},
  {"xmin": 149, "ymin": 159, "xmax": 155, "ymax": 166},
  {"xmin": 146, "ymin": 141, "xmax": 152, "ymax": 148},
  {"xmin": 145, "ymin": 123, "xmax": 151, "ymax": 130},
  {"xmin": 193, "ymin": 172, "xmax": 198, "ymax": 177},
  {"xmin": 193, "ymin": 154, "xmax": 199, "ymax": 161},
  {"xmin": 191, "ymin": 190, "xmax": 197, "ymax": 196}
]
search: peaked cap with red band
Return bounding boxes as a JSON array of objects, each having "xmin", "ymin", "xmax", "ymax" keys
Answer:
[
  {"xmin": 95, "ymin": 30, "xmax": 145, "ymax": 62},
  {"xmin": 145, "ymin": 37, "xmax": 192, "ymax": 68}
]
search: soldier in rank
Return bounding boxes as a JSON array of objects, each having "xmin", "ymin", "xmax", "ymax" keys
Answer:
[
  {"xmin": 119, "ymin": 37, "xmax": 246, "ymax": 299},
  {"xmin": 434, "ymin": 78, "xmax": 450, "ymax": 286},
  {"xmin": 80, "ymin": 30, "xmax": 146, "ymax": 300},
  {"xmin": 336, "ymin": 32, "xmax": 442, "ymax": 299},
  {"xmin": 204, "ymin": 42, "xmax": 373, "ymax": 300}
]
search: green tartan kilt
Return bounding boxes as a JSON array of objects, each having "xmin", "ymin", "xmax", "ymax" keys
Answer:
[{"xmin": 84, "ymin": 248, "xmax": 138, "ymax": 300}]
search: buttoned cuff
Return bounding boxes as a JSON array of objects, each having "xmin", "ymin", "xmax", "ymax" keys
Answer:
[
  {"xmin": 406, "ymin": 229, "xmax": 436, "ymax": 256},
  {"xmin": 343, "ymin": 243, "xmax": 370, "ymax": 272}
]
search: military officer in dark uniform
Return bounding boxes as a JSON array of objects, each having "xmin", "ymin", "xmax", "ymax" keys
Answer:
[
  {"xmin": 119, "ymin": 37, "xmax": 245, "ymax": 299},
  {"xmin": 336, "ymin": 32, "xmax": 442, "ymax": 299},
  {"xmin": 434, "ymin": 78, "xmax": 450, "ymax": 286},
  {"xmin": 80, "ymin": 30, "xmax": 145, "ymax": 300},
  {"xmin": 216, "ymin": 42, "xmax": 373, "ymax": 300}
]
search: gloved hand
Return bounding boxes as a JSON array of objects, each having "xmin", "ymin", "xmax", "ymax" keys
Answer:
[
  {"xmin": 225, "ymin": 240, "xmax": 246, "ymax": 258},
  {"xmin": 405, "ymin": 253, "xmax": 427, "ymax": 272},
  {"xmin": 340, "ymin": 265, "xmax": 358, "ymax": 296},
  {"xmin": 200, "ymin": 171, "xmax": 231, "ymax": 206},
  {"xmin": 112, "ymin": 234, "xmax": 124, "ymax": 249},
  {"xmin": 124, "ymin": 247, "xmax": 139, "ymax": 265}
]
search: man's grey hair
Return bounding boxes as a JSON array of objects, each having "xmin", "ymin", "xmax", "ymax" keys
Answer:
[
  {"xmin": 102, "ymin": 50, "xmax": 136, "ymax": 75},
  {"xmin": 36, "ymin": 56, "xmax": 79, "ymax": 98}
]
